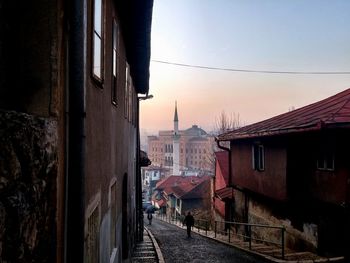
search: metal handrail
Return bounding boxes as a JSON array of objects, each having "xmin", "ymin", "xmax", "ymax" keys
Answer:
[
  {"xmin": 154, "ymin": 214, "xmax": 286, "ymax": 260},
  {"xmin": 215, "ymin": 220, "xmax": 286, "ymax": 259}
]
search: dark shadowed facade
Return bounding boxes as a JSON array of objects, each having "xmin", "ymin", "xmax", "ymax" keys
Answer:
[
  {"xmin": 0, "ymin": 1, "xmax": 153, "ymax": 262},
  {"xmin": 218, "ymin": 89, "xmax": 350, "ymax": 258}
]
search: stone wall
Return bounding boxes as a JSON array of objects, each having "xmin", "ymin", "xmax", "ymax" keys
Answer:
[
  {"xmin": 234, "ymin": 190, "xmax": 318, "ymax": 253},
  {"xmin": 0, "ymin": 110, "xmax": 57, "ymax": 262}
]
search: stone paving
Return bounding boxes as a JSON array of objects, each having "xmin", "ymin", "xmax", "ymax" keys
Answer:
[
  {"xmin": 147, "ymin": 217, "xmax": 270, "ymax": 263},
  {"xmin": 131, "ymin": 216, "xmax": 346, "ymax": 263},
  {"xmin": 153, "ymin": 216, "xmax": 346, "ymax": 263}
]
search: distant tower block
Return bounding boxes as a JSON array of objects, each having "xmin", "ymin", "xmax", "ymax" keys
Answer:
[{"xmin": 173, "ymin": 101, "xmax": 180, "ymax": 175}]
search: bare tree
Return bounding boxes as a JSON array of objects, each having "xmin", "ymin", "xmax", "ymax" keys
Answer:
[
  {"xmin": 204, "ymin": 111, "xmax": 243, "ymax": 170},
  {"xmin": 214, "ymin": 110, "xmax": 241, "ymax": 135}
]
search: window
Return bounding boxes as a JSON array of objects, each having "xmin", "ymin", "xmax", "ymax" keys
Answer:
[
  {"xmin": 125, "ymin": 64, "xmax": 130, "ymax": 118},
  {"xmin": 112, "ymin": 19, "xmax": 118, "ymax": 104},
  {"xmin": 317, "ymin": 149, "xmax": 335, "ymax": 171},
  {"xmin": 87, "ymin": 206, "xmax": 100, "ymax": 263},
  {"xmin": 110, "ymin": 182, "xmax": 117, "ymax": 250},
  {"xmin": 128, "ymin": 80, "xmax": 132, "ymax": 123},
  {"xmin": 92, "ymin": 0, "xmax": 103, "ymax": 81},
  {"xmin": 132, "ymin": 93, "xmax": 136, "ymax": 126},
  {"xmin": 252, "ymin": 144, "xmax": 265, "ymax": 171}
]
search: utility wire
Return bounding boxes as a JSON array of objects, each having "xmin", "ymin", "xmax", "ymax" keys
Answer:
[{"xmin": 151, "ymin": 59, "xmax": 350, "ymax": 75}]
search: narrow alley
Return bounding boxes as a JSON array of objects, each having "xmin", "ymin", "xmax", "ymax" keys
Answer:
[{"xmin": 145, "ymin": 217, "xmax": 270, "ymax": 263}]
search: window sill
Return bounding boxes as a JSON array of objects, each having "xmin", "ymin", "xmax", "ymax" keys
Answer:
[{"xmin": 91, "ymin": 75, "xmax": 104, "ymax": 89}]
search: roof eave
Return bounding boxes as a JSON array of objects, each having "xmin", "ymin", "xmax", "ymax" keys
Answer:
[
  {"xmin": 219, "ymin": 121, "xmax": 350, "ymax": 141},
  {"xmin": 117, "ymin": 0, "xmax": 154, "ymax": 94},
  {"xmin": 218, "ymin": 123, "xmax": 322, "ymax": 141}
]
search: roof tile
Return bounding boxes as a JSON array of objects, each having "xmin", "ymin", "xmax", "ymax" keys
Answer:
[{"xmin": 219, "ymin": 88, "xmax": 350, "ymax": 141}]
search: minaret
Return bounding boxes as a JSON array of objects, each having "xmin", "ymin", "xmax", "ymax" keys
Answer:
[{"xmin": 173, "ymin": 101, "xmax": 180, "ymax": 175}]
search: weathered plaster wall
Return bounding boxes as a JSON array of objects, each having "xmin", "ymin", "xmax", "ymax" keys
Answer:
[
  {"xmin": 0, "ymin": 110, "xmax": 57, "ymax": 262},
  {"xmin": 0, "ymin": 0, "xmax": 58, "ymax": 116},
  {"xmin": 234, "ymin": 191, "xmax": 318, "ymax": 254},
  {"xmin": 232, "ymin": 140, "xmax": 287, "ymax": 201}
]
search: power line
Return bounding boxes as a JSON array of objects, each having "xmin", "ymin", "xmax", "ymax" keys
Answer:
[{"xmin": 151, "ymin": 59, "xmax": 350, "ymax": 75}]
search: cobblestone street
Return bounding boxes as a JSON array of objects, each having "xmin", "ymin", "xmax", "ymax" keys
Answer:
[{"xmin": 146, "ymin": 217, "xmax": 270, "ymax": 263}]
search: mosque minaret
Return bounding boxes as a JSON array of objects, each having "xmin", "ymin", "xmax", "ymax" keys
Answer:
[{"xmin": 172, "ymin": 101, "xmax": 180, "ymax": 175}]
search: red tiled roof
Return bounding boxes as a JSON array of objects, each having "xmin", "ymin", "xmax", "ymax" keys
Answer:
[
  {"xmin": 218, "ymin": 88, "xmax": 350, "ymax": 141},
  {"xmin": 215, "ymin": 186, "xmax": 234, "ymax": 200},
  {"xmin": 215, "ymin": 151, "xmax": 229, "ymax": 185},
  {"xmin": 155, "ymin": 175, "xmax": 210, "ymax": 199},
  {"xmin": 181, "ymin": 179, "xmax": 210, "ymax": 199}
]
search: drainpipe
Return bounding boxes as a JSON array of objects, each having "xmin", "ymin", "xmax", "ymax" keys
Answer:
[
  {"xmin": 215, "ymin": 138, "xmax": 233, "ymax": 223},
  {"xmin": 137, "ymin": 93, "xmax": 153, "ymax": 240},
  {"xmin": 216, "ymin": 138, "xmax": 248, "ymax": 224},
  {"xmin": 136, "ymin": 98, "xmax": 143, "ymax": 241},
  {"xmin": 215, "ymin": 138, "xmax": 232, "ymax": 187},
  {"xmin": 64, "ymin": 0, "xmax": 85, "ymax": 262}
]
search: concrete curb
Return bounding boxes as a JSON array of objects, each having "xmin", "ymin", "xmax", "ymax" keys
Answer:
[{"xmin": 144, "ymin": 226, "xmax": 165, "ymax": 263}]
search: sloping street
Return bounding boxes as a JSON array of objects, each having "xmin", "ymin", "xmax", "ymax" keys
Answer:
[{"xmin": 146, "ymin": 217, "xmax": 270, "ymax": 263}]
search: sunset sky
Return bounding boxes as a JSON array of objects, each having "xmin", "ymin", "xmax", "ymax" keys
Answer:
[{"xmin": 140, "ymin": 0, "xmax": 350, "ymax": 135}]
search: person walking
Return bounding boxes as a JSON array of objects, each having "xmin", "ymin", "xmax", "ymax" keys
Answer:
[
  {"xmin": 183, "ymin": 211, "xmax": 194, "ymax": 238},
  {"xmin": 147, "ymin": 212, "xmax": 153, "ymax": 225}
]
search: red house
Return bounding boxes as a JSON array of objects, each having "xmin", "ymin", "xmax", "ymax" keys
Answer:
[
  {"xmin": 213, "ymin": 151, "xmax": 234, "ymax": 222},
  {"xmin": 218, "ymin": 89, "xmax": 350, "ymax": 258}
]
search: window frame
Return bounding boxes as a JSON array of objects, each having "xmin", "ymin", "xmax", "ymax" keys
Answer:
[
  {"xmin": 91, "ymin": 0, "xmax": 104, "ymax": 85},
  {"xmin": 125, "ymin": 63, "xmax": 130, "ymax": 119},
  {"xmin": 316, "ymin": 149, "xmax": 335, "ymax": 171},
  {"xmin": 252, "ymin": 144, "xmax": 265, "ymax": 171},
  {"xmin": 111, "ymin": 18, "xmax": 119, "ymax": 105}
]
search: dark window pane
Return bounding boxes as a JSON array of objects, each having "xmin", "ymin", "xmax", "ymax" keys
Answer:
[
  {"xmin": 258, "ymin": 145, "xmax": 264, "ymax": 170},
  {"xmin": 325, "ymin": 152, "xmax": 334, "ymax": 170}
]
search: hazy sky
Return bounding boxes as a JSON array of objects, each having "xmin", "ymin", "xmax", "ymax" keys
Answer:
[{"xmin": 140, "ymin": 0, "xmax": 350, "ymax": 135}]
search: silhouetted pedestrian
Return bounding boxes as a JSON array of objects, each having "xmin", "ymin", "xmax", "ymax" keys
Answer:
[
  {"xmin": 183, "ymin": 211, "xmax": 194, "ymax": 238},
  {"xmin": 147, "ymin": 212, "xmax": 153, "ymax": 225}
]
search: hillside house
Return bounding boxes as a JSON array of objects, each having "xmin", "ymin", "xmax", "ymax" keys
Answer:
[
  {"xmin": 218, "ymin": 89, "xmax": 350, "ymax": 258},
  {"xmin": 153, "ymin": 175, "xmax": 211, "ymax": 219}
]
